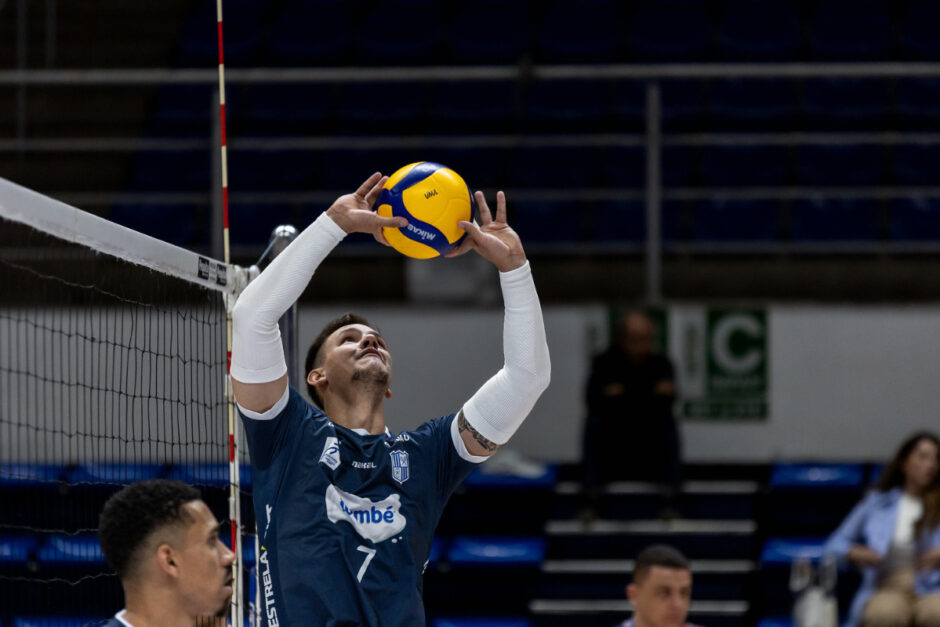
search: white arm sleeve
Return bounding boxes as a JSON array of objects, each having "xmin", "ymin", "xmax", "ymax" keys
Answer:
[
  {"xmin": 230, "ymin": 212, "xmax": 347, "ymax": 383},
  {"xmin": 461, "ymin": 261, "xmax": 551, "ymax": 445}
]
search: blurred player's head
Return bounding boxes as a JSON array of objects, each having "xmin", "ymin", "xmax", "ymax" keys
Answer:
[
  {"xmin": 305, "ymin": 312, "xmax": 392, "ymax": 410},
  {"xmin": 627, "ymin": 544, "xmax": 692, "ymax": 627},
  {"xmin": 99, "ymin": 479, "xmax": 235, "ymax": 619},
  {"xmin": 875, "ymin": 431, "xmax": 940, "ymax": 531},
  {"xmin": 618, "ymin": 311, "xmax": 656, "ymax": 362}
]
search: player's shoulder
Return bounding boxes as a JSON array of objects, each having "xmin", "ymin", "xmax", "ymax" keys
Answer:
[{"xmin": 397, "ymin": 413, "xmax": 458, "ymax": 444}]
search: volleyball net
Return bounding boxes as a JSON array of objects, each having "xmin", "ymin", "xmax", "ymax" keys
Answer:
[{"xmin": 0, "ymin": 176, "xmax": 254, "ymax": 625}]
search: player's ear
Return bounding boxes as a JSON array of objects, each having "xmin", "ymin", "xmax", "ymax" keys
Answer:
[
  {"xmin": 626, "ymin": 583, "xmax": 637, "ymax": 601},
  {"xmin": 307, "ymin": 368, "xmax": 326, "ymax": 388},
  {"xmin": 156, "ymin": 543, "xmax": 179, "ymax": 578}
]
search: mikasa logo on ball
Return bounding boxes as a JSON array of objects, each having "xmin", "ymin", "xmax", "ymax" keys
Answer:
[{"xmin": 406, "ymin": 223, "xmax": 437, "ymax": 241}]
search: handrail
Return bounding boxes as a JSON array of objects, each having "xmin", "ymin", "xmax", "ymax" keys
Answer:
[{"xmin": 4, "ymin": 62, "xmax": 940, "ymax": 85}]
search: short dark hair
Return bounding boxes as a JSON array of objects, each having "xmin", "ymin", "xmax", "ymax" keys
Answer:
[
  {"xmin": 633, "ymin": 545, "xmax": 691, "ymax": 584},
  {"xmin": 99, "ymin": 479, "xmax": 201, "ymax": 580},
  {"xmin": 304, "ymin": 312, "xmax": 375, "ymax": 408}
]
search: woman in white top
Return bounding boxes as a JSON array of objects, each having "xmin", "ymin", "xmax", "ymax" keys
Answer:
[{"xmin": 824, "ymin": 431, "xmax": 940, "ymax": 627}]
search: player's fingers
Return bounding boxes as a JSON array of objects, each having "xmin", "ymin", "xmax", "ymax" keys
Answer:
[
  {"xmin": 444, "ymin": 236, "xmax": 475, "ymax": 257},
  {"xmin": 373, "ymin": 230, "xmax": 392, "ymax": 247},
  {"xmin": 474, "ymin": 191, "xmax": 493, "ymax": 225},
  {"xmin": 495, "ymin": 191, "xmax": 507, "ymax": 224},
  {"xmin": 355, "ymin": 172, "xmax": 383, "ymax": 198},
  {"xmin": 376, "ymin": 215, "xmax": 408, "ymax": 229},
  {"xmin": 364, "ymin": 175, "xmax": 388, "ymax": 207}
]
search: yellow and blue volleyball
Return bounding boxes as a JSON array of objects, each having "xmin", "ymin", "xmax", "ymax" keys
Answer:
[{"xmin": 376, "ymin": 162, "xmax": 475, "ymax": 259}]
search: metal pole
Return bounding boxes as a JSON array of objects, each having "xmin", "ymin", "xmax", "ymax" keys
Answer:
[
  {"xmin": 267, "ymin": 225, "xmax": 300, "ymax": 386},
  {"xmin": 44, "ymin": 0, "xmax": 56, "ymax": 67},
  {"xmin": 211, "ymin": 90, "xmax": 224, "ymax": 260},
  {"xmin": 645, "ymin": 81, "xmax": 662, "ymax": 304},
  {"xmin": 16, "ymin": 0, "xmax": 27, "ymax": 145}
]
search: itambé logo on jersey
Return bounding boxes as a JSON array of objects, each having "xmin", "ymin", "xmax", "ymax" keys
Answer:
[{"xmin": 325, "ymin": 484, "xmax": 407, "ymax": 543}]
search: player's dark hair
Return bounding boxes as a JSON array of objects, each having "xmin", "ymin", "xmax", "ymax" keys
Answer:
[
  {"xmin": 305, "ymin": 312, "xmax": 375, "ymax": 408},
  {"xmin": 874, "ymin": 431, "xmax": 940, "ymax": 532},
  {"xmin": 633, "ymin": 544, "xmax": 691, "ymax": 584},
  {"xmin": 98, "ymin": 479, "xmax": 200, "ymax": 580}
]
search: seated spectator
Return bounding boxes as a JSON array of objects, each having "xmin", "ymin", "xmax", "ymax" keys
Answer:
[
  {"xmin": 824, "ymin": 432, "xmax": 940, "ymax": 627},
  {"xmin": 620, "ymin": 544, "xmax": 701, "ymax": 627}
]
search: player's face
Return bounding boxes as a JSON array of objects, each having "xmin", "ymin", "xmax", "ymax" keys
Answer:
[
  {"xmin": 903, "ymin": 438, "xmax": 939, "ymax": 490},
  {"xmin": 322, "ymin": 324, "xmax": 392, "ymax": 389},
  {"xmin": 628, "ymin": 566, "xmax": 692, "ymax": 627},
  {"xmin": 175, "ymin": 500, "xmax": 236, "ymax": 618}
]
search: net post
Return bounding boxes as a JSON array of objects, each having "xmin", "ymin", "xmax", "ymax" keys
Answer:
[{"xmin": 267, "ymin": 225, "xmax": 300, "ymax": 385}]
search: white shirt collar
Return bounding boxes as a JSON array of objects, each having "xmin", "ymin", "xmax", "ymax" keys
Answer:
[{"xmin": 115, "ymin": 610, "xmax": 134, "ymax": 627}]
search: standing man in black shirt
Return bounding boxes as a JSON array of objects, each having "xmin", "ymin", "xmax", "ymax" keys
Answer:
[{"xmin": 581, "ymin": 311, "xmax": 681, "ymax": 518}]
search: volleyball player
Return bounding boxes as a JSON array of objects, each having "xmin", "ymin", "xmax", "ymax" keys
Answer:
[
  {"xmin": 230, "ymin": 172, "xmax": 550, "ymax": 625},
  {"xmin": 98, "ymin": 479, "xmax": 235, "ymax": 627}
]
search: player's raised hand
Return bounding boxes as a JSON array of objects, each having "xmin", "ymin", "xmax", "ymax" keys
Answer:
[
  {"xmin": 325, "ymin": 172, "xmax": 407, "ymax": 246},
  {"xmin": 446, "ymin": 191, "xmax": 527, "ymax": 272}
]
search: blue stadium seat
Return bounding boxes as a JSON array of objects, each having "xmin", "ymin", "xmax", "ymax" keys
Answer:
[
  {"xmin": 662, "ymin": 146, "xmax": 694, "ymax": 188},
  {"xmin": 12, "ymin": 619, "xmax": 103, "ymax": 627},
  {"xmin": 432, "ymin": 619, "xmax": 531, "ymax": 627},
  {"xmin": 242, "ymin": 84, "xmax": 337, "ymax": 134},
  {"xmin": 462, "ymin": 465, "xmax": 558, "ymax": 491},
  {"xmin": 716, "ymin": 0, "xmax": 801, "ymax": 61},
  {"xmin": 148, "ymin": 84, "xmax": 223, "ymax": 137},
  {"xmin": 67, "ymin": 464, "xmax": 163, "ymax": 485},
  {"xmin": 614, "ymin": 80, "xmax": 707, "ymax": 130},
  {"xmin": 626, "ymin": 0, "xmax": 711, "ymax": 61},
  {"xmin": 336, "ymin": 82, "xmax": 428, "ymax": 132},
  {"xmin": 0, "ymin": 464, "xmax": 65, "ymax": 485},
  {"xmin": 898, "ymin": 79, "xmax": 940, "ymax": 128},
  {"xmin": 128, "ymin": 149, "xmax": 211, "ymax": 192},
  {"xmin": 756, "ymin": 619, "xmax": 794, "ymax": 627},
  {"xmin": 600, "ymin": 146, "xmax": 645, "ymax": 188},
  {"xmin": 508, "ymin": 146, "xmax": 603, "ymax": 188},
  {"xmin": 700, "ymin": 146, "xmax": 789, "ymax": 187},
  {"xmin": 37, "ymin": 533, "xmax": 106, "ymax": 567},
  {"xmin": 176, "ymin": 0, "xmax": 269, "ymax": 67},
  {"xmin": 265, "ymin": 0, "xmax": 355, "ymax": 66},
  {"xmin": 771, "ymin": 463, "xmax": 865, "ymax": 489},
  {"xmin": 446, "ymin": 0, "xmax": 533, "ymax": 64},
  {"xmin": 588, "ymin": 201, "xmax": 645, "ymax": 243},
  {"xmin": 0, "ymin": 535, "xmax": 36, "ymax": 564},
  {"xmin": 357, "ymin": 1, "xmax": 442, "ymax": 65},
  {"xmin": 164, "ymin": 463, "xmax": 230, "ymax": 488},
  {"xmin": 536, "ymin": 0, "xmax": 624, "ymax": 63},
  {"xmin": 508, "ymin": 199, "xmax": 586, "ymax": 243},
  {"xmin": 425, "ymin": 146, "xmax": 506, "ymax": 191},
  {"xmin": 791, "ymin": 198, "xmax": 881, "ymax": 241},
  {"xmin": 108, "ymin": 203, "xmax": 203, "ymax": 248},
  {"xmin": 899, "ymin": 0, "xmax": 940, "ymax": 60},
  {"xmin": 795, "ymin": 145, "xmax": 886, "ymax": 186},
  {"xmin": 227, "ymin": 149, "xmax": 314, "ymax": 191},
  {"xmin": 760, "ymin": 537, "xmax": 828, "ymax": 566},
  {"xmin": 447, "ymin": 537, "xmax": 545, "ymax": 567},
  {"xmin": 808, "ymin": 0, "xmax": 892, "ymax": 60},
  {"xmin": 692, "ymin": 199, "xmax": 780, "ymax": 242},
  {"xmin": 892, "ymin": 144, "xmax": 940, "ymax": 185},
  {"xmin": 890, "ymin": 198, "xmax": 940, "ymax": 241},
  {"xmin": 525, "ymin": 80, "xmax": 613, "ymax": 130},
  {"xmin": 429, "ymin": 80, "xmax": 517, "ymax": 132},
  {"xmin": 709, "ymin": 79, "xmax": 799, "ymax": 128},
  {"xmin": 802, "ymin": 79, "xmax": 893, "ymax": 128}
]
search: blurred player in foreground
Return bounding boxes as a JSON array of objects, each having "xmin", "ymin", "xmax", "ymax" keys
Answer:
[
  {"xmin": 230, "ymin": 173, "xmax": 550, "ymax": 625},
  {"xmin": 622, "ymin": 545, "xmax": 700, "ymax": 627},
  {"xmin": 98, "ymin": 479, "xmax": 235, "ymax": 627}
]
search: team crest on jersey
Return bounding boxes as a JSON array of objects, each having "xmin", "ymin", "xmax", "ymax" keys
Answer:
[
  {"xmin": 390, "ymin": 450, "xmax": 410, "ymax": 484},
  {"xmin": 319, "ymin": 436, "xmax": 341, "ymax": 470}
]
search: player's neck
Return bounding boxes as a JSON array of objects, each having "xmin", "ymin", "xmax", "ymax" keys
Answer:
[
  {"xmin": 325, "ymin": 392, "xmax": 386, "ymax": 434},
  {"xmin": 123, "ymin": 587, "xmax": 195, "ymax": 627}
]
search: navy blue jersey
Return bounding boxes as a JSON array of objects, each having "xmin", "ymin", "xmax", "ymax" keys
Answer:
[{"xmin": 241, "ymin": 387, "xmax": 478, "ymax": 626}]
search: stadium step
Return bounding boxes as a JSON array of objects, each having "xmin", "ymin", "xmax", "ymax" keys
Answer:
[{"xmin": 528, "ymin": 598, "xmax": 749, "ymax": 627}]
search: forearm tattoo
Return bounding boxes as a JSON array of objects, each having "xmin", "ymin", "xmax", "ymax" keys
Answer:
[{"xmin": 458, "ymin": 412, "xmax": 499, "ymax": 453}]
